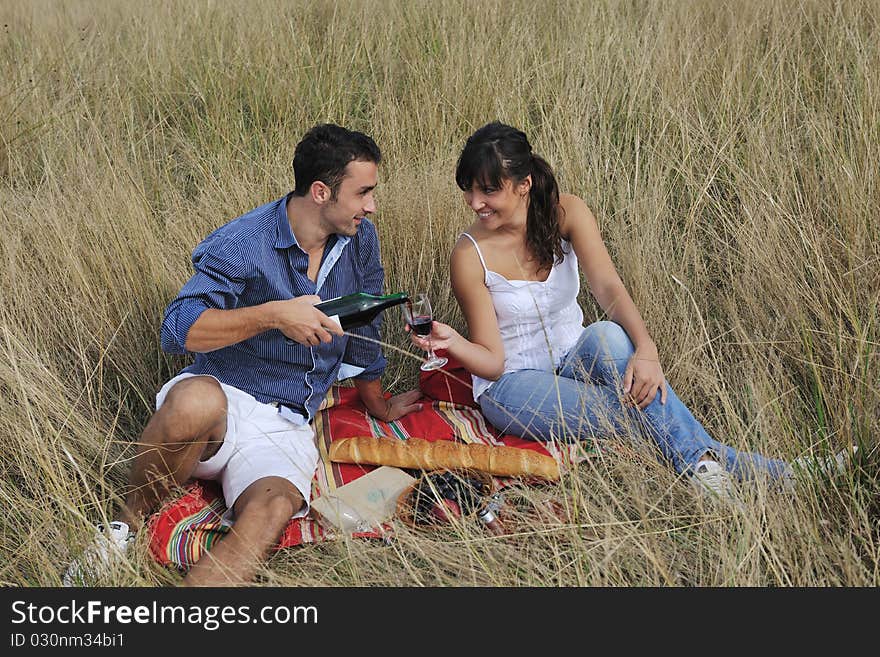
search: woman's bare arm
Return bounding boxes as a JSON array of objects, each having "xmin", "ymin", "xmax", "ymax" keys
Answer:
[
  {"xmin": 560, "ymin": 194, "xmax": 667, "ymax": 407},
  {"xmin": 410, "ymin": 236, "xmax": 506, "ymax": 380}
]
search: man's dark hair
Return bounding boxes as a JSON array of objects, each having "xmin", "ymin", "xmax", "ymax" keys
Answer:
[{"xmin": 292, "ymin": 124, "xmax": 381, "ymax": 198}]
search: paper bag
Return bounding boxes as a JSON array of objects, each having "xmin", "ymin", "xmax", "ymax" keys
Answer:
[{"xmin": 311, "ymin": 466, "xmax": 417, "ymax": 532}]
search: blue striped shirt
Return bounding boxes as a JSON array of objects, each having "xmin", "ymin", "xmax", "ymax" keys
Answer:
[{"xmin": 160, "ymin": 194, "xmax": 387, "ymax": 422}]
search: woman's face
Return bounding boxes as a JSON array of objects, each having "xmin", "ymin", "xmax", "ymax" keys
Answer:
[{"xmin": 462, "ymin": 176, "xmax": 531, "ymax": 229}]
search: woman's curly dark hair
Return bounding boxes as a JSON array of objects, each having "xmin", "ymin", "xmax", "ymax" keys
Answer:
[{"xmin": 455, "ymin": 122, "xmax": 565, "ymax": 273}]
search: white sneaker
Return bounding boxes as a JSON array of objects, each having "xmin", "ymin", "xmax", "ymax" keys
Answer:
[
  {"xmin": 782, "ymin": 446, "xmax": 858, "ymax": 491},
  {"xmin": 691, "ymin": 460, "xmax": 737, "ymax": 502},
  {"xmin": 62, "ymin": 521, "xmax": 134, "ymax": 587}
]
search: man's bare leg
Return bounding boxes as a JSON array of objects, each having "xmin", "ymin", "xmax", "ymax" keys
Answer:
[
  {"xmin": 182, "ymin": 476, "xmax": 304, "ymax": 587},
  {"xmin": 120, "ymin": 376, "xmax": 227, "ymax": 530}
]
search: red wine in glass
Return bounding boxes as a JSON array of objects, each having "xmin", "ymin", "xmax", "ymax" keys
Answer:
[
  {"xmin": 409, "ymin": 315, "xmax": 433, "ymax": 336},
  {"xmin": 403, "ymin": 293, "xmax": 447, "ymax": 371}
]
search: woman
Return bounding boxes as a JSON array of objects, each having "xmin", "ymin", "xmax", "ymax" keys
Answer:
[{"xmin": 413, "ymin": 121, "xmax": 837, "ymax": 501}]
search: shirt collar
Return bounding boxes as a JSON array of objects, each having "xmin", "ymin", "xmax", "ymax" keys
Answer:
[
  {"xmin": 274, "ymin": 193, "xmax": 352, "ymax": 253},
  {"xmin": 274, "ymin": 193, "xmax": 298, "ymax": 250}
]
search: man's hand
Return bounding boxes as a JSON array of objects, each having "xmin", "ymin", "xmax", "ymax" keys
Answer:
[
  {"xmin": 354, "ymin": 378, "xmax": 424, "ymax": 423},
  {"xmin": 370, "ymin": 389, "xmax": 424, "ymax": 422},
  {"xmin": 274, "ymin": 295, "xmax": 344, "ymax": 346}
]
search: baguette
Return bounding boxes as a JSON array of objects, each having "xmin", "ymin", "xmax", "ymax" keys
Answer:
[{"xmin": 328, "ymin": 436, "xmax": 560, "ymax": 480}]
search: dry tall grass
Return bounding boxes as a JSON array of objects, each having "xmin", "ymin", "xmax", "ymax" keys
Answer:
[{"xmin": 0, "ymin": 0, "xmax": 877, "ymax": 587}]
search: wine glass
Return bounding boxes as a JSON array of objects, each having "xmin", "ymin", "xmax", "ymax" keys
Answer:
[{"xmin": 403, "ymin": 292, "xmax": 448, "ymax": 371}]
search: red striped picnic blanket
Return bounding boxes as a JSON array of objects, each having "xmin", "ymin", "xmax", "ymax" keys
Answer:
[{"xmin": 147, "ymin": 355, "xmax": 592, "ymax": 570}]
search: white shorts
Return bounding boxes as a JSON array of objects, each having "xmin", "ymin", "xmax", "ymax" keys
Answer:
[{"xmin": 156, "ymin": 373, "xmax": 319, "ymax": 522}]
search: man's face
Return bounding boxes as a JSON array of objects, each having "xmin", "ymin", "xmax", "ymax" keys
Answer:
[{"xmin": 319, "ymin": 159, "xmax": 378, "ymax": 237}]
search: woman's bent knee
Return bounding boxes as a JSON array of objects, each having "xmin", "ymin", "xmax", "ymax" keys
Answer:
[{"xmin": 583, "ymin": 321, "xmax": 633, "ymax": 358}]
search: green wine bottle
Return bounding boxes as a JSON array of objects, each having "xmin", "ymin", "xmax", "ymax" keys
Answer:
[{"xmin": 315, "ymin": 292, "xmax": 410, "ymax": 331}]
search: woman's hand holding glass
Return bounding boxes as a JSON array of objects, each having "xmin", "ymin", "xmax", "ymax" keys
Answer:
[
  {"xmin": 408, "ymin": 318, "xmax": 460, "ymax": 353},
  {"xmin": 402, "ymin": 293, "xmax": 448, "ymax": 371}
]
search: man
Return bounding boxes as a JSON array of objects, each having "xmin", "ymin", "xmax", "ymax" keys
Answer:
[{"xmin": 64, "ymin": 124, "xmax": 422, "ymax": 586}]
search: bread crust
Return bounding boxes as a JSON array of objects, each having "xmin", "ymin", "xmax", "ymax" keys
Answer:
[{"xmin": 328, "ymin": 436, "xmax": 560, "ymax": 480}]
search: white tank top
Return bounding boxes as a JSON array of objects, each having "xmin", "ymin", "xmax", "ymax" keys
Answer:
[{"xmin": 460, "ymin": 233, "xmax": 585, "ymax": 401}]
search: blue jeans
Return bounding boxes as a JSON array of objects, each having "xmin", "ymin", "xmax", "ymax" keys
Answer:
[{"xmin": 478, "ymin": 321, "xmax": 789, "ymax": 480}]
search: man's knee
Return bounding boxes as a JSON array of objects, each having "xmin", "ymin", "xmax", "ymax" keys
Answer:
[
  {"xmin": 235, "ymin": 479, "xmax": 304, "ymax": 527},
  {"xmin": 155, "ymin": 376, "xmax": 227, "ymax": 444}
]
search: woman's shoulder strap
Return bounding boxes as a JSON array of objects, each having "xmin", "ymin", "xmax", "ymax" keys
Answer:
[{"xmin": 457, "ymin": 232, "xmax": 489, "ymax": 275}]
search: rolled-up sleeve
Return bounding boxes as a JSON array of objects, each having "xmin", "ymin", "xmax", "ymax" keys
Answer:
[
  {"xmin": 160, "ymin": 238, "xmax": 248, "ymax": 354},
  {"xmin": 342, "ymin": 222, "xmax": 387, "ymax": 380}
]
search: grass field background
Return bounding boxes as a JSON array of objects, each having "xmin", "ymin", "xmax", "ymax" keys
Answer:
[{"xmin": 0, "ymin": 0, "xmax": 877, "ymax": 586}]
